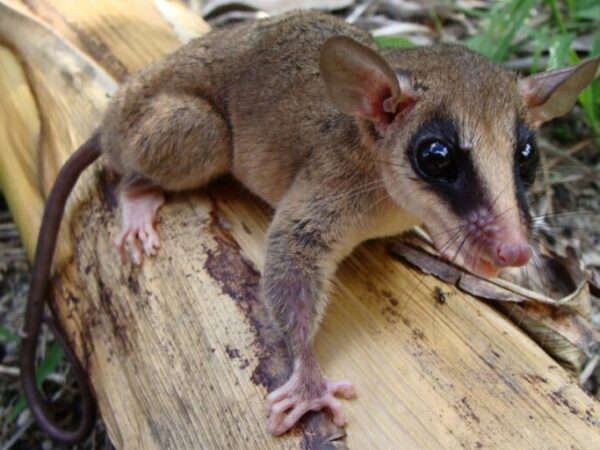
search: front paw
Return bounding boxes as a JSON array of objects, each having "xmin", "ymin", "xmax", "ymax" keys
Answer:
[{"xmin": 266, "ymin": 374, "xmax": 356, "ymax": 436}]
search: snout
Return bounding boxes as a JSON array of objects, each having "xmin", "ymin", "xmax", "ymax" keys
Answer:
[
  {"xmin": 431, "ymin": 207, "xmax": 533, "ymax": 277},
  {"xmin": 493, "ymin": 240, "xmax": 531, "ymax": 267}
]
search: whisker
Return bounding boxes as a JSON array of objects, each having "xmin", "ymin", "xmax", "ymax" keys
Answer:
[
  {"xmin": 376, "ymin": 159, "xmax": 406, "ymax": 169},
  {"xmin": 450, "ymin": 228, "xmax": 475, "ymax": 266},
  {"xmin": 427, "ymin": 222, "xmax": 470, "ymax": 239},
  {"xmin": 437, "ymin": 229, "xmax": 463, "ymax": 257},
  {"xmin": 324, "ymin": 179, "xmax": 387, "ymax": 204}
]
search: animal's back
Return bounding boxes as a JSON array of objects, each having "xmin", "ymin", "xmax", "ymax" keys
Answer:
[{"xmin": 101, "ymin": 12, "xmax": 375, "ymax": 205}]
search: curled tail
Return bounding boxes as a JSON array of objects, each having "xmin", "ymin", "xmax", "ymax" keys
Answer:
[{"xmin": 20, "ymin": 132, "xmax": 101, "ymax": 443}]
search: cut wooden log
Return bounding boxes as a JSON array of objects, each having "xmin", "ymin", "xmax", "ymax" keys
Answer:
[{"xmin": 0, "ymin": 1, "xmax": 599, "ymax": 448}]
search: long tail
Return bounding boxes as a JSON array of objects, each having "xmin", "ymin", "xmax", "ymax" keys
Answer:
[{"xmin": 20, "ymin": 132, "xmax": 101, "ymax": 443}]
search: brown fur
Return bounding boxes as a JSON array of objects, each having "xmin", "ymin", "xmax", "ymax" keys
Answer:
[
  {"xmin": 100, "ymin": 11, "xmax": 527, "ymax": 334},
  {"xmin": 92, "ymin": 10, "xmax": 599, "ymax": 434},
  {"xmin": 23, "ymin": 9, "xmax": 599, "ymax": 440}
]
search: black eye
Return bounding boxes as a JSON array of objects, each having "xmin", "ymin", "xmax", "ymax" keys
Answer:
[
  {"xmin": 518, "ymin": 141, "xmax": 538, "ymax": 180},
  {"xmin": 415, "ymin": 141, "xmax": 457, "ymax": 181},
  {"xmin": 519, "ymin": 142, "xmax": 535, "ymax": 164}
]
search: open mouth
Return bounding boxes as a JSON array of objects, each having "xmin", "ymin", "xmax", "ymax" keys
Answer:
[{"xmin": 465, "ymin": 257, "xmax": 501, "ymax": 278}]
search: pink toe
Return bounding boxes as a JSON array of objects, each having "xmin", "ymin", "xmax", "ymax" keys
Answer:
[
  {"xmin": 325, "ymin": 398, "xmax": 346, "ymax": 426},
  {"xmin": 328, "ymin": 380, "xmax": 356, "ymax": 399},
  {"xmin": 267, "ymin": 387, "xmax": 289, "ymax": 406},
  {"xmin": 139, "ymin": 229, "xmax": 148, "ymax": 243},
  {"xmin": 278, "ymin": 403, "xmax": 310, "ymax": 435},
  {"xmin": 271, "ymin": 398, "xmax": 295, "ymax": 416},
  {"xmin": 332, "ymin": 411, "xmax": 347, "ymax": 427}
]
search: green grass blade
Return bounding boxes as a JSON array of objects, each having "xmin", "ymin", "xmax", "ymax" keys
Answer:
[
  {"xmin": 9, "ymin": 342, "xmax": 65, "ymax": 421},
  {"xmin": 547, "ymin": 33, "xmax": 574, "ymax": 69},
  {"xmin": 580, "ymin": 32, "xmax": 600, "ymax": 145},
  {"xmin": 0, "ymin": 325, "xmax": 18, "ymax": 341},
  {"xmin": 374, "ymin": 35, "xmax": 416, "ymax": 49},
  {"xmin": 468, "ymin": 0, "xmax": 537, "ymax": 62}
]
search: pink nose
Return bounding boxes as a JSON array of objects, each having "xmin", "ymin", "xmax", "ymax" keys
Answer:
[{"xmin": 495, "ymin": 242, "xmax": 531, "ymax": 267}]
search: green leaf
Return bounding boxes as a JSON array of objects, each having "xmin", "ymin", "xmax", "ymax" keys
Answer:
[
  {"xmin": 0, "ymin": 325, "xmax": 18, "ymax": 342},
  {"xmin": 35, "ymin": 343, "xmax": 64, "ymax": 383},
  {"xmin": 9, "ymin": 397, "xmax": 26, "ymax": 422},
  {"xmin": 9, "ymin": 342, "xmax": 65, "ymax": 421},
  {"xmin": 547, "ymin": 33, "xmax": 574, "ymax": 69},
  {"xmin": 580, "ymin": 34, "xmax": 600, "ymax": 146},
  {"xmin": 573, "ymin": 3, "xmax": 600, "ymax": 21},
  {"xmin": 469, "ymin": 0, "xmax": 599, "ymax": 150},
  {"xmin": 467, "ymin": 0, "xmax": 537, "ymax": 62},
  {"xmin": 453, "ymin": 5, "xmax": 489, "ymax": 19},
  {"xmin": 374, "ymin": 35, "xmax": 416, "ymax": 49}
]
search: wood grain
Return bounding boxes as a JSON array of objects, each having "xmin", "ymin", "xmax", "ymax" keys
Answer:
[{"xmin": 0, "ymin": 1, "xmax": 598, "ymax": 448}]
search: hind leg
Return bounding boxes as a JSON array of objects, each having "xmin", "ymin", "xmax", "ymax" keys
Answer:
[
  {"xmin": 115, "ymin": 175, "xmax": 165, "ymax": 265},
  {"xmin": 110, "ymin": 93, "xmax": 232, "ymax": 263}
]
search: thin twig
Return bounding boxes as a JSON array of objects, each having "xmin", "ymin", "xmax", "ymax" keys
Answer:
[
  {"xmin": 0, "ymin": 365, "xmax": 19, "ymax": 376},
  {"xmin": 546, "ymin": 138, "xmax": 593, "ymax": 170}
]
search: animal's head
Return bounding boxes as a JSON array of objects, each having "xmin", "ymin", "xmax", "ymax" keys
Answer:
[{"xmin": 320, "ymin": 36, "xmax": 599, "ymax": 277}]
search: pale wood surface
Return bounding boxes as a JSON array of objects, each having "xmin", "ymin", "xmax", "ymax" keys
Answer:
[{"xmin": 0, "ymin": 1, "xmax": 599, "ymax": 449}]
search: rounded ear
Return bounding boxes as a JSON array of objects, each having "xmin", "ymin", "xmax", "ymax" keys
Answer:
[
  {"xmin": 319, "ymin": 36, "xmax": 415, "ymax": 126},
  {"xmin": 519, "ymin": 55, "xmax": 600, "ymax": 124}
]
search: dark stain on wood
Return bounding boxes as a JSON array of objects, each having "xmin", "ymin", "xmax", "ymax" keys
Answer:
[
  {"xmin": 303, "ymin": 412, "xmax": 349, "ymax": 450},
  {"xmin": 21, "ymin": 0, "xmax": 130, "ymax": 81},
  {"xmin": 52, "ymin": 277, "xmax": 99, "ymax": 381},
  {"xmin": 549, "ymin": 388, "xmax": 580, "ymax": 416},
  {"xmin": 479, "ymin": 352, "xmax": 522, "ymax": 395},
  {"xmin": 127, "ymin": 274, "xmax": 140, "ymax": 295},
  {"xmin": 380, "ymin": 289, "xmax": 399, "ymax": 307},
  {"xmin": 203, "ymin": 197, "xmax": 346, "ymax": 447},
  {"xmin": 67, "ymin": 293, "xmax": 81, "ymax": 304},
  {"xmin": 203, "ymin": 201, "xmax": 290, "ymax": 391},
  {"xmin": 96, "ymin": 277, "xmax": 133, "ymax": 353},
  {"xmin": 457, "ymin": 396, "xmax": 480, "ymax": 424},
  {"xmin": 225, "ymin": 344, "xmax": 241, "ymax": 359},
  {"xmin": 412, "ymin": 328, "xmax": 425, "ymax": 341},
  {"xmin": 584, "ymin": 409, "xmax": 600, "ymax": 426},
  {"xmin": 522, "ymin": 373, "xmax": 548, "ymax": 384},
  {"xmin": 239, "ymin": 358, "xmax": 250, "ymax": 370},
  {"xmin": 381, "ymin": 305, "xmax": 401, "ymax": 324},
  {"xmin": 173, "ymin": 389, "xmax": 193, "ymax": 423}
]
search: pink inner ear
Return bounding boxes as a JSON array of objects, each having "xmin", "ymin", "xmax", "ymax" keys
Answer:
[
  {"xmin": 519, "ymin": 75, "xmax": 553, "ymax": 108},
  {"xmin": 374, "ymin": 72, "xmax": 416, "ymax": 125},
  {"xmin": 361, "ymin": 71, "xmax": 411, "ymax": 125},
  {"xmin": 365, "ymin": 87, "xmax": 393, "ymax": 124},
  {"xmin": 319, "ymin": 36, "xmax": 417, "ymax": 125},
  {"xmin": 519, "ymin": 55, "xmax": 600, "ymax": 123}
]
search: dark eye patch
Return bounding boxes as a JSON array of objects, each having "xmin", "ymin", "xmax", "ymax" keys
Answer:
[
  {"xmin": 514, "ymin": 120, "xmax": 538, "ymax": 184},
  {"xmin": 409, "ymin": 115, "xmax": 460, "ymax": 149},
  {"xmin": 408, "ymin": 114, "xmax": 489, "ymax": 218},
  {"xmin": 513, "ymin": 119, "xmax": 538, "ymax": 221}
]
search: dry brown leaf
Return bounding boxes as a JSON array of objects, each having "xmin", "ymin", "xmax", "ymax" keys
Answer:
[{"xmin": 390, "ymin": 230, "xmax": 599, "ymax": 374}]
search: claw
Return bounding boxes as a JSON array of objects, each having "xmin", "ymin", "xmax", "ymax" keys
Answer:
[
  {"xmin": 327, "ymin": 379, "xmax": 356, "ymax": 399},
  {"xmin": 115, "ymin": 186, "xmax": 164, "ymax": 264},
  {"xmin": 266, "ymin": 376, "xmax": 356, "ymax": 436}
]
